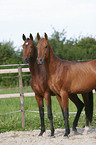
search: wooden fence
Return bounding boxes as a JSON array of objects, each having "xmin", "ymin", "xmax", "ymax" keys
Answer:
[{"xmin": 0, "ymin": 64, "xmax": 35, "ymax": 127}]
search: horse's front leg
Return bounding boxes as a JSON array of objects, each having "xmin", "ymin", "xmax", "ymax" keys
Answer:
[
  {"xmin": 56, "ymin": 95, "xmax": 65, "ymax": 119},
  {"xmin": 61, "ymin": 91, "xmax": 70, "ymax": 136},
  {"xmin": 44, "ymin": 91, "xmax": 54, "ymax": 136},
  {"xmin": 35, "ymin": 95, "xmax": 45, "ymax": 136}
]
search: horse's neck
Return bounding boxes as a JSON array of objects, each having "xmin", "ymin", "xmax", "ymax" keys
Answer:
[
  {"xmin": 29, "ymin": 54, "xmax": 38, "ymax": 76},
  {"xmin": 44, "ymin": 46, "xmax": 59, "ymax": 75}
]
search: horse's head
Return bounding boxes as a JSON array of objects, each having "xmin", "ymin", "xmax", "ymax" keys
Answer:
[
  {"xmin": 22, "ymin": 33, "xmax": 36, "ymax": 63},
  {"xmin": 36, "ymin": 33, "xmax": 49, "ymax": 65}
]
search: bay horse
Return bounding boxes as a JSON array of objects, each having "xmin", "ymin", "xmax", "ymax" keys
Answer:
[
  {"xmin": 36, "ymin": 33, "xmax": 93, "ymax": 136},
  {"xmin": 22, "ymin": 33, "xmax": 55, "ymax": 136},
  {"xmin": 22, "ymin": 34, "xmax": 85, "ymax": 136}
]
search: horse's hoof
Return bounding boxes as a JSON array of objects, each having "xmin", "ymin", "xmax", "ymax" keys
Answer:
[
  {"xmin": 48, "ymin": 128, "xmax": 54, "ymax": 137},
  {"xmin": 51, "ymin": 129, "xmax": 55, "ymax": 137},
  {"xmin": 64, "ymin": 133, "xmax": 69, "ymax": 137},
  {"xmin": 64, "ymin": 134, "xmax": 69, "ymax": 139},
  {"xmin": 38, "ymin": 132, "xmax": 43, "ymax": 136},
  {"xmin": 38, "ymin": 130, "xmax": 45, "ymax": 136},
  {"xmin": 64, "ymin": 130, "xmax": 70, "ymax": 137},
  {"xmin": 51, "ymin": 133, "xmax": 54, "ymax": 137}
]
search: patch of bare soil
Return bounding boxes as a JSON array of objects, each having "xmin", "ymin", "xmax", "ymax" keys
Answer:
[{"xmin": 0, "ymin": 127, "xmax": 96, "ymax": 145}]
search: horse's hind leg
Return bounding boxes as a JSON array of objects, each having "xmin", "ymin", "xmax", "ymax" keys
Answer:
[
  {"xmin": 35, "ymin": 95, "xmax": 45, "ymax": 136},
  {"xmin": 44, "ymin": 92, "xmax": 54, "ymax": 136},
  {"xmin": 82, "ymin": 93, "xmax": 89, "ymax": 134},
  {"xmin": 82, "ymin": 91, "xmax": 93, "ymax": 134},
  {"xmin": 69, "ymin": 94, "xmax": 84, "ymax": 133}
]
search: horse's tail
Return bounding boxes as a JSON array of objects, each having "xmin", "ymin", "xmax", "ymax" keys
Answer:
[{"xmin": 88, "ymin": 91, "xmax": 93, "ymax": 123}]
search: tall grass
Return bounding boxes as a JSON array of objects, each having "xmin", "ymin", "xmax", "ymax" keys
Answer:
[{"xmin": 0, "ymin": 91, "xmax": 96, "ymax": 133}]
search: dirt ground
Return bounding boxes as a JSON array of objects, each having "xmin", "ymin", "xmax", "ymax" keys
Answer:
[{"xmin": 0, "ymin": 127, "xmax": 96, "ymax": 145}]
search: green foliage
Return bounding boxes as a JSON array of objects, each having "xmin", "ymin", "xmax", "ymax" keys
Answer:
[
  {"xmin": 49, "ymin": 29, "xmax": 96, "ymax": 61},
  {"xmin": 49, "ymin": 29, "xmax": 66, "ymax": 58},
  {"xmin": 0, "ymin": 41, "xmax": 22, "ymax": 65}
]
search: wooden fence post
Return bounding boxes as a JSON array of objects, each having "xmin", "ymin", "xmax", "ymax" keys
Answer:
[{"xmin": 18, "ymin": 66, "xmax": 25, "ymax": 127}]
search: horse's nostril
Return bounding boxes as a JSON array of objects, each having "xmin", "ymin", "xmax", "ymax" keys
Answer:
[
  {"xmin": 36, "ymin": 58, "xmax": 43, "ymax": 65},
  {"xmin": 23, "ymin": 57, "xmax": 29, "ymax": 64},
  {"xmin": 40, "ymin": 58, "xmax": 42, "ymax": 62}
]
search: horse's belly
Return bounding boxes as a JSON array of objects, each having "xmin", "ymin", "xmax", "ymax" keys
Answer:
[{"xmin": 70, "ymin": 78, "xmax": 96, "ymax": 93}]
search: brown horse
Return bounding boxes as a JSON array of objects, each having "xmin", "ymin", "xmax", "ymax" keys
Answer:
[
  {"xmin": 22, "ymin": 33, "xmax": 56, "ymax": 136},
  {"xmin": 36, "ymin": 33, "xmax": 93, "ymax": 136},
  {"xmin": 22, "ymin": 34, "xmax": 84, "ymax": 136}
]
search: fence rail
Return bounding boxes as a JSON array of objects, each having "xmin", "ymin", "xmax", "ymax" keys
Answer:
[
  {"xmin": 0, "ymin": 68, "xmax": 30, "ymax": 74},
  {"xmin": 0, "ymin": 93, "xmax": 35, "ymax": 98},
  {"xmin": 0, "ymin": 64, "xmax": 28, "ymax": 67}
]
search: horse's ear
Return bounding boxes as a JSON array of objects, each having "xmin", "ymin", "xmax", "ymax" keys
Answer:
[
  {"xmin": 44, "ymin": 33, "xmax": 48, "ymax": 40},
  {"xmin": 37, "ymin": 33, "xmax": 41, "ymax": 40},
  {"xmin": 30, "ymin": 33, "xmax": 33, "ymax": 40},
  {"xmin": 22, "ymin": 34, "xmax": 26, "ymax": 41}
]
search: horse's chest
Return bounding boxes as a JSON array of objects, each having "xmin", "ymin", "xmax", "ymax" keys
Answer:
[{"xmin": 31, "ymin": 77, "xmax": 46, "ymax": 95}]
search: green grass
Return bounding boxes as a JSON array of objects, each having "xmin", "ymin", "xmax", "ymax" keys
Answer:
[
  {"xmin": 0, "ymin": 88, "xmax": 96, "ymax": 133},
  {"xmin": 0, "ymin": 86, "xmax": 33, "ymax": 94}
]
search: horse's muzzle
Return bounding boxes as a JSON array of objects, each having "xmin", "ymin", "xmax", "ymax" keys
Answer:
[
  {"xmin": 22, "ymin": 57, "xmax": 29, "ymax": 64},
  {"xmin": 36, "ymin": 58, "xmax": 44, "ymax": 65}
]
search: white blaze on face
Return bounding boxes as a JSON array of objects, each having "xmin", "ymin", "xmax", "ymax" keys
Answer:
[{"xmin": 26, "ymin": 42, "xmax": 28, "ymax": 45}]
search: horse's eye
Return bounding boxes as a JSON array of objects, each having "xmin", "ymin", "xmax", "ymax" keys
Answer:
[{"xmin": 45, "ymin": 46, "xmax": 47, "ymax": 48}]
